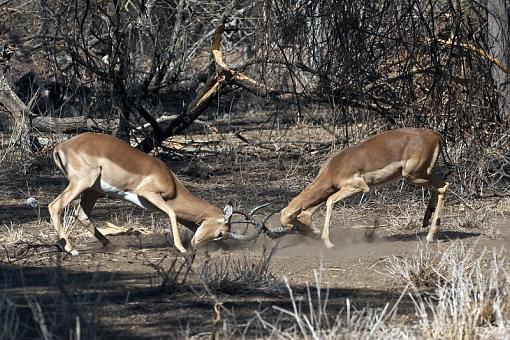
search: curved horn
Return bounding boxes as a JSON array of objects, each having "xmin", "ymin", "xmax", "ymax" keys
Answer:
[
  {"xmin": 229, "ymin": 203, "xmax": 272, "ymax": 237},
  {"xmin": 227, "ymin": 223, "xmax": 264, "ymax": 241},
  {"xmin": 257, "ymin": 205, "xmax": 299, "ymax": 239},
  {"xmin": 227, "ymin": 203, "xmax": 297, "ymax": 241},
  {"xmin": 227, "ymin": 203, "xmax": 272, "ymax": 241},
  {"xmin": 232, "ymin": 203, "xmax": 271, "ymax": 220},
  {"xmin": 247, "ymin": 203, "xmax": 271, "ymax": 216},
  {"xmin": 262, "ymin": 225, "xmax": 297, "ymax": 239}
]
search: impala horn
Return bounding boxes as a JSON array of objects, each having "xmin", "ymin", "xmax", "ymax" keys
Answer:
[
  {"xmin": 226, "ymin": 203, "xmax": 271, "ymax": 241},
  {"xmin": 257, "ymin": 206, "xmax": 299, "ymax": 239},
  {"xmin": 227, "ymin": 204, "xmax": 299, "ymax": 241}
]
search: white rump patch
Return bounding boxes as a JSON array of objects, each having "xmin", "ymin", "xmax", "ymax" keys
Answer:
[{"xmin": 100, "ymin": 179, "xmax": 153, "ymax": 210}]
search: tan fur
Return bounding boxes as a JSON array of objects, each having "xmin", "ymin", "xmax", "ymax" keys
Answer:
[
  {"xmin": 49, "ymin": 132, "xmax": 228, "ymax": 254},
  {"xmin": 280, "ymin": 128, "xmax": 449, "ymax": 247}
]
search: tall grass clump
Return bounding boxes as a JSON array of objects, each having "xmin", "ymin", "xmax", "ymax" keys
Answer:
[
  {"xmin": 253, "ymin": 268, "xmax": 408, "ymax": 339},
  {"xmin": 387, "ymin": 241, "xmax": 510, "ymax": 339},
  {"xmin": 198, "ymin": 246, "xmax": 282, "ymax": 294},
  {"xmin": 240, "ymin": 242, "xmax": 509, "ymax": 339}
]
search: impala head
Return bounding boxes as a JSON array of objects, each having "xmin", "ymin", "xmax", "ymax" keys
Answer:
[
  {"xmin": 190, "ymin": 204, "xmax": 234, "ymax": 247},
  {"xmin": 191, "ymin": 203, "xmax": 277, "ymax": 248}
]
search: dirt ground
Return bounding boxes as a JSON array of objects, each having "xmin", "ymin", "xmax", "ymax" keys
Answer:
[{"xmin": 1, "ymin": 124, "xmax": 509, "ymax": 339}]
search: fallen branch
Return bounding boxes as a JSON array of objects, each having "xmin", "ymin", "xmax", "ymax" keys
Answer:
[
  {"xmin": 433, "ymin": 37, "xmax": 510, "ymax": 75},
  {"xmin": 98, "ymin": 222, "xmax": 152, "ymax": 236},
  {"xmin": 32, "ymin": 116, "xmax": 118, "ymax": 133},
  {"xmin": 134, "ymin": 114, "xmax": 212, "ymax": 131}
]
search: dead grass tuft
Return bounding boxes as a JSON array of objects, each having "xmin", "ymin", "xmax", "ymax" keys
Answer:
[
  {"xmin": 386, "ymin": 241, "xmax": 510, "ymax": 339},
  {"xmin": 143, "ymin": 252, "xmax": 194, "ymax": 293},
  {"xmin": 198, "ymin": 245, "xmax": 282, "ymax": 294},
  {"xmin": 1, "ymin": 222, "xmax": 25, "ymax": 245}
]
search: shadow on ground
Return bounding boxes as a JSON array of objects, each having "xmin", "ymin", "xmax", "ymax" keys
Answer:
[
  {"xmin": 1, "ymin": 257, "xmax": 416, "ymax": 339},
  {"xmin": 386, "ymin": 230, "xmax": 482, "ymax": 242}
]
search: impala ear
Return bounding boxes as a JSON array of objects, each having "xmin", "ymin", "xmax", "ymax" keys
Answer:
[{"xmin": 223, "ymin": 202, "xmax": 233, "ymax": 223}]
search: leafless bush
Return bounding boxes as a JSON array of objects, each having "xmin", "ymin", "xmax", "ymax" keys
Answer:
[
  {"xmin": 0, "ymin": 130, "xmax": 31, "ymax": 179},
  {"xmin": 142, "ymin": 245, "xmax": 281, "ymax": 295},
  {"xmin": 451, "ymin": 131, "xmax": 510, "ymax": 197},
  {"xmin": 197, "ymin": 246, "xmax": 282, "ymax": 294},
  {"xmin": 2, "ymin": 0, "xmax": 509, "ymax": 196},
  {"xmin": 143, "ymin": 252, "xmax": 193, "ymax": 293},
  {"xmin": 253, "ymin": 0, "xmax": 509, "ymax": 197}
]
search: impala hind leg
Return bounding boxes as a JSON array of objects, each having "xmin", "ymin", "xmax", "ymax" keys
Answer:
[
  {"xmin": 427, "ymin": 181, "xmax": 449, "ymax": 242},
  {"xmin": 140, "ymin": 192, "xmax": 186, "ymax": 253},
  {"xmin": 48, "ymin": 170, "xmax": 100, "ymax": 255},
  {"xmin": 322, "ymin": 186, "xmax": 364, "ymax": 248},
  {"xmin": 409, "ymin": 175, "xmax": 449, "ymax": 242},
  {"xmin": 422, "ymin": 191, "xmax": 438, "ymax": 229},
  {"xmin": 75, "ymin": 190, "xmax": 112, "ymax": 248}
]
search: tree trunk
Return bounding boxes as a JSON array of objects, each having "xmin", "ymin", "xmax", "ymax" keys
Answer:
[
  {"xmin": 0, "ymin": 70, "xmax": 32, "ymax": 149},
  {"xmin": 487, "ymin": 0, "xmax": 510, "ymax": 120}
]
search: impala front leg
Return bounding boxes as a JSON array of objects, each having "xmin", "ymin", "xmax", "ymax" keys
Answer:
[
  {"xmin": 141, "ymin": 193, "xmax": 187, "ymax": 253},
  {"xmin": 168, "ymin": 208, "xmax": 185, "ymax": 253},
  {"xmin": 422, "ymin": 191, "xmax": 438, "ymax": 229},
  {"xmin": 296, "ymin": 203, "xmax": 322, "ymax": 230}
]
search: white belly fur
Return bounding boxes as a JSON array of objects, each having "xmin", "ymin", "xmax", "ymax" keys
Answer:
[
  {"xmin": 362, "ymin": 161, "xmax": 403, "ymax": 185},
  {"xmin": 100, "ymin": 179, "xmax": 153, "ymax": 210}
]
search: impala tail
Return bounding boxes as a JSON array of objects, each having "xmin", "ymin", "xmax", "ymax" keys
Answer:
[{"xmin": 52, "ymin": 147, "xmax": 68, "ymax": 177}]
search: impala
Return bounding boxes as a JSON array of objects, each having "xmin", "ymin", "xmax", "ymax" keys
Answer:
[
  {"xmin": 49, "ymin": 132, "xmax": 262, "ymax": 256},
  {"xmin": 278, "ymin": 128, "xmax": 449, "ymax": 248}
]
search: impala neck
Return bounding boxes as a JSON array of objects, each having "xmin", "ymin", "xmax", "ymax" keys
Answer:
[
  {"xmin": 288, "ymin": 176, "xmax": 336, "ymax": 212},
  {"xmin": 172, "ymin": 180, "xmax": 222, "ymax": 226}
]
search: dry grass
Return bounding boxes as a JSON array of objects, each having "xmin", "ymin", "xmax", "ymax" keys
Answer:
[
  {"xmin": 387, "ymin": 241, "xmax": 510, "ymax": 340},
  {"xmin": 197, "ymin": 246, "xmax": 282, "ymax": 294},
  {"xmin": 253, "ymin": 270, "xmax": 405, "ymax": 339},
  {"xmin": 385, "ymin": 247, "xmax": 444, "ymax": 288},
  {"xmin": 1, "ymin": 222, "xmax": 25, "ymax": 245},
  {"xmin": 211, "ymin": 242, "xmax": 510, "ymax": 339}
]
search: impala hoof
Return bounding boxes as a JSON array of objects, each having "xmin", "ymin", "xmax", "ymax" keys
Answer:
[{"xmin": 57, "ymin": 238, "xmax": 76, "ymax": 254}]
